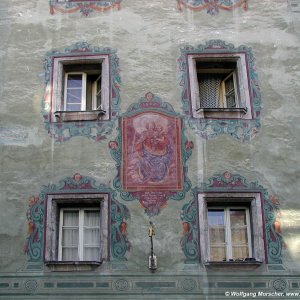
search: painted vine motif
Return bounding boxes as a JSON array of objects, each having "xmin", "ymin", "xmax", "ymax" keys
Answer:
[
  {"xmin": 180, "ymin": 172, "xmax": 284, "ymax": 264},
  {"xmin": 24, "ymin": 174, "xmax": 130, "ymax": 262},
  {"xmin": 43, "ymin": 42, "xmax": 121, "ymax": 142},
  {"xmin": 178, "ymin": 40, "xmax": 261, "ymax": 142},
  {"xmin": 177, "ymin": 0, "xmax": 248, "ymax": 15},
  {"xmin": 49, "ymin": 0, "xmax": 123, "ymax": 16},
  {"xmin": 109, "ymin": 92, "xmax": 193, "ymax": 216}
]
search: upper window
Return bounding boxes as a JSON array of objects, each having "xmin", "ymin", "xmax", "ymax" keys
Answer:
[
  {"xmin": 188, "ymin": 54, "xmax": 252, "ymax": 119},
  {"xmin": 51, "ymin": 55, "xmax": 109, "ymax": 122}
]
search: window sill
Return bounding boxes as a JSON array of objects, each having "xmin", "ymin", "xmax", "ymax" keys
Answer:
[
  {"xmin": 195, "ymin": 107, "xmax": 247, "ymax": 119},
  {"xmin": 204, "ymin": 260, "xmax": 263, "ymax": 271},
  {"xmin": 54, "ymin": 110, "xmax": 106, "ymax": 122},
  {"xmin": 45, "ymin": 261, "xmax": 102, "ymax": 272}
]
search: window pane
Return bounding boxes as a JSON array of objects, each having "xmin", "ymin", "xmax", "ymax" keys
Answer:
[
  {"xmin": 67, "ymin": 74, "xmax": 83, "ymax": 88},
  {"xmin": 63, "ymin": 211, "xmax": 79, "ymax": 226},
  {"xmin": 84, "ymin": 228, "xmax": 100, "ymax": 245},
  {"xmin": 84, "ymin": 247, "xmax": 100, "ymax": 261},
  {"xmin": 231, "ymin": 228, "xmax": 248, "ymax": 244},
  {"xmin": 208, "ymin": 210, "xmax": 224, "ymax": 226},
  {"xmin": 66, "ymin": 89, "xmax": 82, "ymax": 104},
  {"xmin": 232, "ymin": 246, "xmax": 249, "ymax": 260},
  {"xmin": 230, "ymin": 209, "xmax": 247, "ymax": 226},
  {"xmin": 210, "ymin": 246, "xmax": 226, "ymax": 261},
  {"xmin": 84, "ymin": 210, "xmax": 100, "ymax": 261},
  {"xmin": 224, "ymin": 75, "xmax": 236, "ymax": 108},
  {"xmin": 62, "ymin": 247, "xmax": 78, "ymax": 261},
  {"xmin": 209, "ymin": 227, "xmax": 225, "ymax": 243},
  {"xmin": 62, "ymin": 228, "xmax": 79, "ymax": 245},
  {"xmin": 84, "ymin": 210, "xmax": 100, "ymax": 226}
]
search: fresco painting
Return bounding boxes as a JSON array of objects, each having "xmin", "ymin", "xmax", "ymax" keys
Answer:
[{"xmin": 122, "ymin": 112, "xmax": 183, "ymax": 192}]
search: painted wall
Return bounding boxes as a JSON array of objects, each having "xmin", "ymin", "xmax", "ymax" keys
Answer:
[{"xmin": 0, "ymin": 0, "xmax": 299, "ymax": 298}]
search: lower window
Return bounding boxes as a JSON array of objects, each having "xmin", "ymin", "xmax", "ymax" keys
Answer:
[
  {"xmin": 44, "ymin": 194, "xmax": 109, "ymax": 271},
  {"xmin": 198, "ymin": 193, "xmax": 265, "ymax": 265},
  {"xmin": 59, "ymin": 207, "xmax": 101, "ymax": 261},
  {"xmin": 208, "ymin": 207, "xmax": 252, "ymax": 261}
]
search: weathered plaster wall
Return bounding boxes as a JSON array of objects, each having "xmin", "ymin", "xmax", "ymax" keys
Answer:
[{"xmin": 0, "ymin": 0, "xmax": 299, "ymax": 298}]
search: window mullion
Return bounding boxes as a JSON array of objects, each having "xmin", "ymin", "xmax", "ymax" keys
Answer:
[
  {"xmin": 225, "ymin": 208, "xmax": 232, "ymax": 260},
  {"xmin": 81, "ymin": 73, "xmax": 87, "ymax": 111},
  {"xmin": 58, "ymin": 209, "xmax": 64, "ymax": 261},
  {"xmin": 78, "ymin": 209, "xmax": 84, "ymax": 261},
  {"xmin": 246, "ymin": 209, "xmax": 252, "ymax": 258}
]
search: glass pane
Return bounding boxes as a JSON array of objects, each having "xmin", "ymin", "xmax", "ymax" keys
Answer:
[
  {"xmin": 84, "ymin": 210, "xmax": 100, "ymax": 227},
  {"xmin": 231, "ymin": 228, "xmax": 248, "ymax": 244},
  {"xmin": 208, "ymin": 210, "xmax": 224, "ymax": 226},
  {"xmin": 66, "ymin": 103, "xmax": 82, "ymax": 111},
  {"xmin": 210, "ymin": 246, "xmax": 226, "ymax": 261},
  {"xmin": 84, "ymin": 228, "xmax": 100, "ymax": 245},
  {"xmin": 66, "ymin": 89, "xmax": 82, "ymax": 104},
  {"xmin": 67, "ymin": 74, "xmax": 83, "ymax": 88},
  {"xmin": 62, "ymin": 247, "xmax": 78, "ymax": 261},
  {"xmin": 62, "ymin": 228, "xmax": 79, "ymax": 246},
  {"xmin": 83, "ymin": 247, "xmax": 100, "ymax": 261},
  {"xmin": 232, "ymin": 246, "xmax": 249, "ymax": 260},
  {"xmin": 230, "ymin": 210, "xmax": 247, "ymax": 226},
  {"xmin": 63, "ymin": 211, "xmax": 79, "ymax": 226},
  {"xmin": 225, "ymin": 75, "xmax": 236, "ymax": 108},
  {"xmin": 209, "ymin": 227, "xmax": 225, "ymax": 243}
]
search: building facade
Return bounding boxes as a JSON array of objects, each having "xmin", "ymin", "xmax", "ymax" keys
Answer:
[{"xmin": 0, "ymin": 0, "xmax": 300, "ymax": 299}]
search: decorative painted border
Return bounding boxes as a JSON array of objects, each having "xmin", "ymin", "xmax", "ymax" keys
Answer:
[
  {"xmin": 177, "ymin": 0, "xmax": 248, "ymax": 15},
  {"xmin": 0, "ymin": 274, "xmax": 298, "ymax": 297},
  {"xmin": 109, "ymin": 92, "xmax": 193, "ymax": 216},
  {"xmin": 24, "ymin": 173, "xmax": 130, "ymax": 262},
  {"xmin": 49, "ymin": 0, "xmax": 122, "ymax": 16},
  {"xmin": 178, "ymin": 40, "xmax": 261, "ymax": 141},
  {"xmin": 43, "ymin": 42, "xmax": 121, "ymax": 142},
  {"xmin": 180, "ymin": 172, "xmax": 284, "ymax": 264}
]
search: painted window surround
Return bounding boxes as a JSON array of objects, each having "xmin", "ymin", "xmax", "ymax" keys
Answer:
[
  {"xmin": 180, "ymin": 172, "xmax": 283, "ymax": 267},
  {"xmin": 198, "ymin": 192, "xmax": 265, "ymax": 265},
  {"xmin": 43, "ymin": 43, "xmax": 121, "ymax": 142},
  {"xmin": 44, "ymin": 193, "xmax": 109, "ymax": 271},
  {"xmin": 179, "ymin": 40, "xmax": 262, "ymax": 141}
]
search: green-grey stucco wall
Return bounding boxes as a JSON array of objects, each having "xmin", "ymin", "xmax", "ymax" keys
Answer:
[{"xmin": 0, "ymin": 0, "xmax": 300, "ymax": 299}]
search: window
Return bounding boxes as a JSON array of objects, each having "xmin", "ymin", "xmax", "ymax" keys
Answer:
[
  {"xmin": 188, "ymin": 54, "xmax": 252, "ymax": 119},
  {"xmin": 198, "ymin": 193, "xmax": 265, "ymax": 266},
  {"xmin": 59, "ymin": 208, "xmax": 100, "ymax": 262},
  {"xmin": 63, "ymin": 64, "xmax": 102, "ymax": 112},
  {"xmin": 197, "ymin": 60, "xmax": 240, "ymax": 110},
  {"xmin": 208, "ymin": 207, "xmax": 252, "ymax": 262},
  {"xmin": 44, "ymin": 194, "xmax": 108, "ymax": 271},
  {"xmin": 51, "ymin": 55, "xmax": 110, "ymax": 122}
]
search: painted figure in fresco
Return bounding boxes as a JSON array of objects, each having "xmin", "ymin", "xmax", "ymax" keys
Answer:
[{"xmin": 134, "ymin": 121, "xmax": 172, "ymax": 183}]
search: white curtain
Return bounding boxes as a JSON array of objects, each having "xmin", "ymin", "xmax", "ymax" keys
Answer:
[
  {"xmin": 83, "ymin": 210, "xmax": 100, "ymax": 261},
  {"xmin": 62, "ymin": 211, "xmax": 79, "ymax": 261}
]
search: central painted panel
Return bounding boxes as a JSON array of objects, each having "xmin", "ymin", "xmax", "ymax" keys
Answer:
[{"xmin": 122, "ymin": 111, "xmax": 183, "ymax": 191}]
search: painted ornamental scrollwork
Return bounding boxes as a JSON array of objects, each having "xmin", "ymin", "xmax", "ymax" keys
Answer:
[
  {"xmin": 43, "ymin": 42, "xmax": 121, "ymax": 143},
  {"xmin": 178, "ymin": 40, "xmax": 261, "ymax": 142},
  {"xmin": 24, "ymin": 174, "xmax": 130, "ymax": 262},
  {"xmin": 49, "ymin": 0, "xmax": 123, "ymax": 16},
  {"xmin": 177, "ymin": 0, "xmax": 248, "ymax": 15},
  {"xmin": 180, "ymin": 172, "xmax": 284, "ymax": 264}
]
